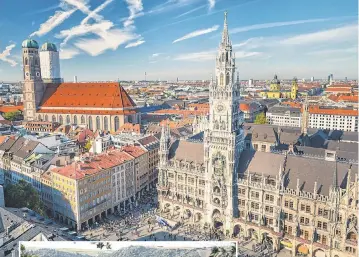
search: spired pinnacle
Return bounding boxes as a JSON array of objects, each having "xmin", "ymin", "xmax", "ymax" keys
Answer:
[{"xmin": 221, "ymin": 11, "xmax": 230, "ymax": 46}]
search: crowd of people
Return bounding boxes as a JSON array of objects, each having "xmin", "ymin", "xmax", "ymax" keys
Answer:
[{"xmin": 79, "ymin": 187, "xmax": 277, "ymax": 256}]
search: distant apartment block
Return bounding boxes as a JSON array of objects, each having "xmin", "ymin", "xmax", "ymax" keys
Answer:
[
  {"xmin": 266, "ymin": 106, "xmax": 302, "ymax": 127},
  {"xmin": 308, "ymin": 106, "xmax": 358, "ymax": 132}
]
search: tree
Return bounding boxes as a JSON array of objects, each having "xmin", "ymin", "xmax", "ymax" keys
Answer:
[
  {"xmin": 254, "ymin": 112, "xmax": 267, "ymax": 124},
  {"xmin": 96, "ymin": 242, "xmax": 105, "ymax": 249},
  {"xmin": 84, "ymin": 140, "xmax": 92, "ymax": 151},
  {"xmin": 4, "ymin": 180, "xmax": 44, "ymax": 215},
  {"xmin": 3, "ymin": 111, "xmax": 22, "ymax": 121}
]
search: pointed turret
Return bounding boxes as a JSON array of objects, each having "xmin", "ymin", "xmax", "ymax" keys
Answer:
[
  {"xmin": 346, "ymin": 164, "xmax": 352, "ymax": 192},
  {"xmin": 332, "ymin": 161, "xmax": 338, "ymax": 189},
  {"xmin": 159, "ymin": 124, "xmax": 170, "ymax": 166},
  {"xmin": 221, "ymin": 11, "xmax": 230, "ymax": 46},
  {"xmin": 301, "ymin": 94, "xmax": 309, "ymax": 140}
]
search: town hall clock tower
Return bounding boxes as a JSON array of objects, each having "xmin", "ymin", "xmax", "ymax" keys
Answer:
[{"xmin": 204, "ymin": 12, "xmax": 245, "ymax": 231}]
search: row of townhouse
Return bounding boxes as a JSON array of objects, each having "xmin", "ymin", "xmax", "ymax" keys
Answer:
[
  {"xmin": 0, "ymin": 134, "xmax": 160, "ymax": 231},
  {"xmin": 50, "ymin": 146, "xmax": 150, "ymax": 231}
]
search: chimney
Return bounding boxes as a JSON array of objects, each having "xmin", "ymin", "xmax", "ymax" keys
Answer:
[{"xmin": 74, "ymin": 76, "xmax": 78, "ymax": 83}]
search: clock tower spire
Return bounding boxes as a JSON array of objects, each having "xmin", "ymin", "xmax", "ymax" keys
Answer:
[{"xmin": 204, "ymin": 11, "xmax": 244, "ymax": 231}]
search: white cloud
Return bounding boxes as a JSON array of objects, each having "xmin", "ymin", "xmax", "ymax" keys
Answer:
[
  {"xmin": 306, "ymin": 47, "xmax": 357, "ymax": 56},
  {"xmin": 173, "ymin": 25, "xmax": 219, "ymax": 43},
  {"xmin": 230, "ymin": 18, "xmax": 330, "ymax": 34},
  {"xmin": 58, "ymin": 0, "xmax": 114, "ymax": 47},
  {"xmin": 125, "ymin": 39, "xmax": 145, "ymax": 48},
  {"xmin": 148, "ymin": 0, "xmax": 199, "ymax": 15},
  {"xmin": 173, "ymin": 48, "xmax": 263, "ymax": 61},
  {"xmin": 59, "ymin": 47, "xmax": 80, "ymax": 59},
  {"xmin": 173, "ymin": 50, "xmax": 216, "ymax": 61},
  {"xmin": 75, "ymin": 29, "xmax": 138, "ymax": 55},
  {"xmin": 30, "ymin": 8, "xmax": 77, "ymax": 37},
  {"xmin": 280, "ymin": 24, "xmax": 357, "ymax": 45},
  {"xmin": 0, "ymin": 44, "xmax": 17, "ymax": 67},
  {"xmin": 208, "ymin": 0, "xmax": 215, "ymax": 10},
  {"xmin": 63, "ymin": 0, "xmax": 102, "ymax": 20},
  {"xmin": 151, "ymin": 53, "xmax": 162, "ymax": 57},
  {"xmin": 56, "ymin": 21, "xmax": 114, "ymax": 46},
  {"xmin": 175, "ymin": 5, "xmax": 205, "ymax": 18},
  {"xmin": 81, "ymin": 0, "xmax": 114, "ymax": 25},
  {"xmin": 54, "ymin": 0, "xmax": 141, "ymax": 57},
  {"xmin": 123, "ymin": 0, "xmax": 144, "ymax": 28}
]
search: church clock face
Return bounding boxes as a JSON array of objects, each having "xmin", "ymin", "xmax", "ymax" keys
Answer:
[{"xmin": 216, "ymin": 104, "xmax": 225, "ymax": 113}]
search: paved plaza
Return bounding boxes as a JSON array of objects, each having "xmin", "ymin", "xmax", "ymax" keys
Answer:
[{"xmin": 76, "ymin": 188, "xmax": 283, "ymax": 257}]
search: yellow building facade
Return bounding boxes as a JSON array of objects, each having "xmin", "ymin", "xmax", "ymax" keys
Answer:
[{"xmin": 260, "ymin": 75, "xmax": 298, "ymax": 99}]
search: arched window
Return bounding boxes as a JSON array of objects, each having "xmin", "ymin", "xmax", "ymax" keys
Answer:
[
  {"xmin": 44, "ymin": 115, "xmax": 48, "ymax": 122},
  {"xmin": 104, "ymin": 117, "xmax": 108, "ymax": 131},
  {"xmin": 96, "ymin": 116, "xmax": 100, "ymax": 130},
  {"xmin": 226, "ymin": 52, "xmax": 228, "ymax": 62},
  {"xmin": 81, "ymin": 115, "xmax": 85, "ymax": 124},
  {"xmin": 52, "ymin": 115, "xmax": 56, "ymax": 122},
  {"xmin": 219, "ymin": 73, "xmax": 224, "ymax": 86},
  {"xmin": 34, "ymin": 58, "xmax": 38, "ymax": 65},
  {"xmin": 88, "ymin": 116, "xmax": 93, "ymax": 130},
  {"xmin": 38, "ymin": 114, "xmax": 42, "ymax": 121},
  {"xmin": 114, "ymin": 116, "xmax": 120, "ymax": 131},
  {"xmin": 59, "ymin": 116, "xmax": 63, "ymax": 124},
  {"xmin": 66, "ymin": 115, "xmax": 70, "ymax": 124},
  {"xmin": 128, "ymin": 116, "xmax": 132, "ymax": 123},
  {"xmin": 74, "ymin": 116, "xmax": 78, "ymax": 124},
  {"xmin": 226, "ymin": 73, "xmax": 230, "ymax": 85},
  {"xmin": 24, "ymin": 57, "xmax": 28, "ymax": 66}
]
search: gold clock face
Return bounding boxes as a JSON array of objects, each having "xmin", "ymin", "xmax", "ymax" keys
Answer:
[{"xmin": 216, "ymin": 104, "xmax": 225, "ymax": 112}]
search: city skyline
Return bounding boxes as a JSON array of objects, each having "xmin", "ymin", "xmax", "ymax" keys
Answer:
[{"xmin": 0, "ymin": 0, "xmax": 358, "ymax": 81}]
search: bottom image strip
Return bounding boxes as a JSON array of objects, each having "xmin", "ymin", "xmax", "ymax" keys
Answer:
[{"xmin": 19, "ymin": 241, "xmax": 238, "ymax": 257}]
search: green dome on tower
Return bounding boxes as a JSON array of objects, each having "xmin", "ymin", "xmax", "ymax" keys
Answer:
[
  {"xmin": 22, "ymin": 39, "xmax": 39, "ymax": 49},
  {"xmin": 41, "ymin": 42, "xmax": 58, "ymax": 52}
]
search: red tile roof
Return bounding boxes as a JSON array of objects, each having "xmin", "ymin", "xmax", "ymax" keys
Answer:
[
  {"xmin": 0, "ymin": 105, "xmax": 24, "ymax": 113},
  {"xmin": 154, "ymin": 109, "xmax": 208, "ymax": 117},
  {"xmin": 121, "ymin": 145, "xmax": 146, "ymax": 158},
  {"xmin": 40, "ymin": 82, "xmax": 136, "ymax": 109},
  {"xmin": 308, "ymin": 106, "xmax": 358, "ymax": 116},
  {"xmin": 117, "ymin": 123, "xmax": 141, "ymax": 134},
  {"xmin": 52, "ymin": 150, "xmax": 134, "ymax": 179},
  {"xmin": 328, "ymin": 94, "xmax": 359, "ymax": 103},
  {"xmin": 37, "ymin": 109, "xmax": 137, "ymax": 115}
]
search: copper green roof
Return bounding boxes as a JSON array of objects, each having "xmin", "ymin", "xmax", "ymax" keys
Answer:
[{"xmin": 22, "ymin": 39, "xmax": 39, "ymax": 49}]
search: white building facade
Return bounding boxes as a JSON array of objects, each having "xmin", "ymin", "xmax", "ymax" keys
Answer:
[
  {"xmin": 39, "ymin": 43, "xmax": 61, "ymax": 83},
  {"xmin": 309, "ymin": 110, "xmax": 358, "ymax": 132},
  {"xmin": 266, "ymin": 107, "xmax": 302, "ymax": 127}
]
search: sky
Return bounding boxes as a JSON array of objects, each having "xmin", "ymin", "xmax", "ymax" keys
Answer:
[{"xmin": 0, "ymin": 0, "xmax": 358, "ymax": 81}]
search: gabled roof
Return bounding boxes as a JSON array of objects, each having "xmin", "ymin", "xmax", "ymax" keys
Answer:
[
  {"xmin": 168, "ymin": 140, "xmax": 204, "ymax": 164},
  {"xmin": 39, "ymin": 82, "xmax": 136, "ymax": 110},
  {"xmin": 238, "ymin": 150, "xmax": 357, "ymax": 196}
]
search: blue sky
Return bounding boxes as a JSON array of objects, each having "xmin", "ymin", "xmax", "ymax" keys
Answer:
[{"xmin": 0, "ymin": 0, "xmax": 358, "ymax": 81}]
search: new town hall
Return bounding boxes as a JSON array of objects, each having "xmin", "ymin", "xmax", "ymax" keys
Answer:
[{"xmin": 157, "ymin": 13, "xmax": 358, "ymax": 257}]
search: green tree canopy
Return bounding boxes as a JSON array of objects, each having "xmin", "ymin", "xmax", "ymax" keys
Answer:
[
  {"xmin": 3, "ymin": 111, "xmax": 22, "ymax": 121},
  {"xmin": 4, "ymin": 180, "xmax": 44, "ymax": 215},
  {"xmin": 84, "ymin": 140, "xmax": 92, "ymax": 151},
  {"xmin": 254, "ymin": 112, "xmax": 267, "ymax": 124}
]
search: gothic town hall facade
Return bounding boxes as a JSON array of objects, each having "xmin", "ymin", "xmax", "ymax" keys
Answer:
[{"xmin": 157, "ymin": 12, "xmax": 358, "ymax": 257}]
